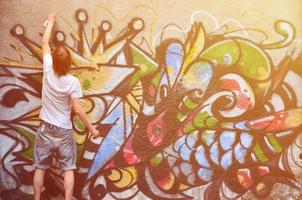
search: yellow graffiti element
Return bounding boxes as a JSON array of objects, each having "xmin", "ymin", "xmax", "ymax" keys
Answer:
[
  {"xmin": 261, "ymin": 20, "xmax": 295, "ymax": 49},
  {"xmin": 286, "ymin": 109, "xmax": 302, "ymax": 128},
  {"xmin": 71, "ymin": 66, "xmax": 112, "ymax": 95},
  {"xmin": 66, "ymin": 37, "xmax": 126, "ymax": 68},
  {"xmin": 179, "ymin": 183, "xmax": 190, "ymax": 191},
  {"xmin": 107, "ymin": 166, "xmax": 138, "ymax": 188},
  {"xmin": 73, "ymin": 132, "xmax": 87, "ymax": 145},
  {"xmin": 19, "ymin": 109, "xmax": 41, "ymax": 127},
  {"xmin": 179, "ymin": 22, "xmax": 206, "ymax": 77},
  {"xmin": 126, "ymin": 93, "xmax": 141, "ymax": 114}
]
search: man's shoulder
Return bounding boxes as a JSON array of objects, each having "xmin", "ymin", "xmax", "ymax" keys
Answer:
[{"xmin": 66, "ymin": 74, "xmax": 80, "ymax": 82}]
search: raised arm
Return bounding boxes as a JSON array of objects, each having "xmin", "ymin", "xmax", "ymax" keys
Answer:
[
  {"xmin": 71, "ymin": 98, "xmax": 99, "ymax": 138},
  {"xmin": 42, "ymin": 13, "xmax": 56, "ymax": 55}
]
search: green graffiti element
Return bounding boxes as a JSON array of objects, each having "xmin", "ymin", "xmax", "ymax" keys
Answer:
[
  {"xmin": 15, "ymin": 126, "xmax": 35, "ymax": 160},
  {"xmin": 266, "ymin": 134, "xmax": 283, "ymax": 153},
  {"xmin": 183, "ymin": 111, "xmax": 218, "ymax": 134},
  {"xmin": 129, "ymin": 43, "xmax": 159, "ymax": 87},
  {"xmin": 83, "ymin": 79, "xmax": 91, "ymax": 90},
  {"xmin": 150, "ymin": 154, "xmax": 164, "ymax": 166},
  {"xmin": 201, "ymin": 39, "xmax": 240, "ymax": 66},
  {"xmin": 253, "ymin": 142, "xmax": 269, "ymax": 162},
  {"xmin": 73, "ymin": 116, "xmax": 86, "ymax": 132}
]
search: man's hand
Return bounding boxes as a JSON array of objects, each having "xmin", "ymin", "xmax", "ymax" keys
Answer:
[
  {"xmin": 48, "ymin": 13, "xmax": 56, "ymax": 22},
  {"xmin": 89, "ymin": 126, "xmax": 100, "ymax": 138},
  {"xmin": 42, "ymin": 13, "xmax": 56, "ymax": 54}
]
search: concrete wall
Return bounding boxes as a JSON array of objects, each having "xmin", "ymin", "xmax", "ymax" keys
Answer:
[{"xmin": 1, "ymin": 1, "xmax": 302, "ymax": 199}]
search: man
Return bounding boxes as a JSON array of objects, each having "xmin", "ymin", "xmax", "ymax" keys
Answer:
[{"xmin": 33, "ymin": 13, "xmax": 99, "ymax": 200}]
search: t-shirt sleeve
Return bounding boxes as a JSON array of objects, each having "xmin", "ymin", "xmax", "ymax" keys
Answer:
[
  {"xmin": 71, "ymin": 79, "xmax": 83, "ymax": 98},
  {"xmin": 43, "ymin": 53, "xmax": 53, "ymax": 73}
]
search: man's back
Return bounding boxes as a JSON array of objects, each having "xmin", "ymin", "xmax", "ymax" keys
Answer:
[{"xmin": 39, "ymin": 54, "xmax": 82, "ymax": 129}]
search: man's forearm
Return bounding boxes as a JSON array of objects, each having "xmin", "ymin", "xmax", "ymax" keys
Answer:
[
  {"xmin": 71, "ymin": 98, "xmax": 99, "ymax": 137},
  {"xmin": 75, "ymin": 108, "xmax": 94, "ymax": 131},
  {"xmin": 42, "ymin": 20, "xmax": 54, "ymax": 44}
]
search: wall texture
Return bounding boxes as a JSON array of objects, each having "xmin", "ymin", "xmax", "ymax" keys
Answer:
[{"xmin": 1, "ymin": 0, "xmax": 302, "ymax": 199}]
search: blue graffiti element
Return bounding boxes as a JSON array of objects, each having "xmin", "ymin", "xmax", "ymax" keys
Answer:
[{"xmin": 88, "ymin": 99, "xmax": 133, "ymax": 178}]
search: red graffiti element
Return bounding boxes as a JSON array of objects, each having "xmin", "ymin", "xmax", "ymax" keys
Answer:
[
  {"xmin": 221, "ymin": 78, "xmax": 240, "ymax": 91},
  {"xmin": 247, "ymin": 112, "xmax": 288, "ymax": 131},
  {"xmin": 221, "ymin": 78, "xmax": 251, "ymax": 110},
  {"xmin": 257, "ymin": 166, "xmax": 270, "ymax": 176},
  {"xmin": 147, "ymin": 111, "xmax": 167, "ymax": 146},
  {"xmin": 155, "ymin": 172, "xmax": 174, "ymax": 190},
  {"xmin": 1, "ymin": 89, "xmax": 29, "ymax": 107},
  {"xmin": 123, "ymin": 136, "xmax": 141, "ymax": 165},
  {"xmin": 237, "ymin": 92, "xmax": 250, "ymax": 109},
  {"xmin": 265, "ymin": 112, "xmax": 288, "ymax": 131},
  {"xmin": 247, "ymin": 116, "xmax": 274, "ymax": 130},
  {"xmin": 237, "ymin": 168, "xmax": 254, "ymax": 190}
]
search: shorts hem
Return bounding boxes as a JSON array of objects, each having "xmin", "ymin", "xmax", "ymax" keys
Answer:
[{"xmin": 33, "ymin": 164, "xmax": 51, "ymax": 170}]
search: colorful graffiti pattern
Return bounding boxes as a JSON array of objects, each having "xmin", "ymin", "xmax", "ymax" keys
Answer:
[{"xmin": 1, "ymin": 8, "xmax": 302, "ymax": 200}]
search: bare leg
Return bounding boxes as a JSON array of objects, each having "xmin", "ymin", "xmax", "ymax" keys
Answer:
[
  {"xmin": 33, "ymin": 168, "xmax": 46, "ymax": 200},
  {"xmin": 64, "ymin": 170, "xmax": 74, "ymax": 200}
]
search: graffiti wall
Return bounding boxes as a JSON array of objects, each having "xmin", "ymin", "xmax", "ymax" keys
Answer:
[{"xmin": 1, "ymin": 0, "xmax": 302, "ymax": 199}]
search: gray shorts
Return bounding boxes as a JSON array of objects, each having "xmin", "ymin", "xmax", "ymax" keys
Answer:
[{"xmin": 33, "ymin": 121, "xmax": 77, "ymax": 171}]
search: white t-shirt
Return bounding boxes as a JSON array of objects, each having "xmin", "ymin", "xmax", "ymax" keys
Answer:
[{"xmin": 39, "ymin": 53, "xmax": 83, "ymax": 129}]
